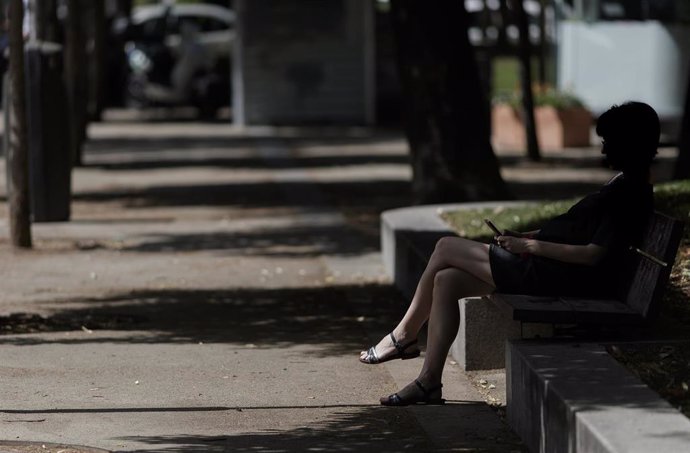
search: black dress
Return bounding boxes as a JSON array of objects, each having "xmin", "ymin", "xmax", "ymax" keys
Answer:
[{"xmin": 489, "ymin": 174, "xmax": 653, "ymax": 298}]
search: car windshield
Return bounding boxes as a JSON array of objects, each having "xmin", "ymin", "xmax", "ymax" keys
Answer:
[{"xmin": 178, "ymin": 14, "xmax": 230, "ymax": 33}]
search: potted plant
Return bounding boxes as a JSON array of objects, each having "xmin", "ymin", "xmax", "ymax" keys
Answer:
[{"xmin": 492, "ymin": 87, "xmax": 592, "ymax": 150}]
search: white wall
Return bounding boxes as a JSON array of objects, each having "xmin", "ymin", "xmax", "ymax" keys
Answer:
[
  {"xmin": 558, "ymin": 21, "xmax": 690, "ymax": 122},
  {"xmin": 233, "ymin": 0, "xmax": 375, "ymax": 126}
]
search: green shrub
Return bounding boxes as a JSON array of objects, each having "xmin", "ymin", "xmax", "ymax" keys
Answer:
[{"xmin": 493, "ymin": 87, "xmax": 585, "ymax": 111}]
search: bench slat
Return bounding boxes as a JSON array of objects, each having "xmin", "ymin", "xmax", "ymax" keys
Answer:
[
  {"xmin": 625, "ymin": 212, "xmax": 685, "ymax": 320},
  {"xmin": 489, "ymin": 294, "xmax": 577, "ymax": 323},
  {"xmin": 561, "ymin": 298, "xmax": 643, "ymax": 325},
  {"xmin": 492, "ymin": 294, "xmax": 643, "ymax": 325}
]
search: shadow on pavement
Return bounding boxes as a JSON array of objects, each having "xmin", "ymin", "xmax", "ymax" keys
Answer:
[
  {"xmin": 1, "ymin": 404, "xmax": 374, "ymax": 414},
  {"xmin": 84, "ymin": 135, "xmax": 400, "ymax": 156},
  {"xmin": 0, "ymin": 285, "xmax": 409, "ymax": 358},
  {"xmin": 72, "ymin": 178, "xmax": 605, "ymax": 209},
  {"xmin": 108, "ymin": 404, "xmax": 525, "ymax": 452},
  {"xmin": 91, "ymin": 224, "xmax": 379, "ymax": 257},
  {"xmin": 89, "ymin": 154, "xmax": 411, "ymax": 171},
  {"xmin": 72, "ymin": 180, "xmax": 412, "ymax": 210}
]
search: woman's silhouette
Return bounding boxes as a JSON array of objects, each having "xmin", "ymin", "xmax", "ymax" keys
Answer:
[{"xmin": 360, "ymin": 101, "xmax": 659, "ymax": 406}]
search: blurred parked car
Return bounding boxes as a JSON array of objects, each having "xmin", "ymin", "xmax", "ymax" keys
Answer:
[
  {"xmin": 114, "ymin": 3, "xmax": 235, "ymax": 118},
  {"xmin": 130, "ymin": 3, "xmax": 235, "ymax": 61}
]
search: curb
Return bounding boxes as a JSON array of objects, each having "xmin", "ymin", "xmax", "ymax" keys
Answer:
[
  {"xmin": 381, "ymin": 201, "xmax": 527, "ymax": 299},
  {"xmin": 0, "ymin": 441, "xmax": 110, "ymax": 453},
  {"xmin": 507, "ymin": 340, "xmax": 690, "ymax": 453}
]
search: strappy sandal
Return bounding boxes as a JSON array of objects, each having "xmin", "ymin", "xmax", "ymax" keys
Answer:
[
  {"xmin": 359, "ymin": 332, "xmax": 420, "ymax": 364},
  {"xmin": 380, "ymin": 379, "xmax": 445, "ymax": 406}
]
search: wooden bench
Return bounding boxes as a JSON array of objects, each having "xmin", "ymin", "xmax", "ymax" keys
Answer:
[
  {"xmin": 452, "ymin": 211, "xmax": 685, "ymax": 370},
  {"xmin": 490, "ymin": 211, "xmax": 684, "ymax": 326}
]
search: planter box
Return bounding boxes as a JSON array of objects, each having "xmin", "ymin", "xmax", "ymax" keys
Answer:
[{"xmin": 492, "ymin": 104, "xmax": 592, "ymax": 150}]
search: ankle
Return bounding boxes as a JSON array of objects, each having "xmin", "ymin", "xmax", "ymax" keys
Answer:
[
  {"xmin": 391, "ymin": 326, "xmax": 415, "ymax": 343},
  {"xmin": 417, "ymin": 371, "xmax": 441, "ymax": 388}
]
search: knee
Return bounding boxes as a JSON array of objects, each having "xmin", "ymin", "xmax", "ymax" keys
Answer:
[
  {"xmin": 432, "ymin": 236, "xmax": 455, "ymax": 259},
  {"xmin": 433, "ymin": 268, "xmax": 459, "ymax": 290}
]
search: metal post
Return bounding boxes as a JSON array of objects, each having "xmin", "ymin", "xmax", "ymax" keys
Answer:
[
  {"xmin": 232, "ymin": 0, "xmax": 246, "ymax": 127},
  {"xmin": 7, "ymin": 0, "xmax": 32, "ymax": 247},
  {"xmin": 363, "ymin": 0, "xmax": 376, "ymax": 125}
]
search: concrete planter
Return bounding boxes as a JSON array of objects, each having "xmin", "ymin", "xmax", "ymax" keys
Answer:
[
  {"xmin": 492, "ymin": 104, "xmax": 592, "ymax": 150},
  {"xmin": 508, "ymin": 341, "xmax": 690, "ymax": 453}
]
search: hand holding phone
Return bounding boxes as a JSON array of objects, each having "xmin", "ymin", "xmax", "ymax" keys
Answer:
[
  {"xmin": 504, "ymin": 229, "xmax": 524, "ymax": 238},
  {"xmin": 484, "ymin": 218, "xmax": 502, "ymax": 236},
  {"xmin": 485, "ymin": 219, "xmax": 524, "ymax": 238}
]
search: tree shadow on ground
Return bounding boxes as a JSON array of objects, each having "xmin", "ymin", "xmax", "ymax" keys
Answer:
[
  {"xmin": 71, "ymin": 180, "xmax": 412, "ymax": 210},
  {"xmin": 498, "ymin": 154, "xmax": 608, "ymax": 169},
  {"xmin": 114, "ymin": 224, "xmax": 379, "ymax": 257},
  {"xmin": 83, "ymin": 135, "xmax": 401, "ymax": 156},
  {"xmin": 88, "ymin": 154, "xmax": 411, "ymax": 171},
  {"xmin": 0, "ymin": 285, "xmax": 409, "ymax": 357},
  {"xmin": 110, "ymin": 404, "xmax": 526, "ymax": 452},
  {"xmin": 69, "ymin": 176, "xmax": 627, "ymax": 213}
]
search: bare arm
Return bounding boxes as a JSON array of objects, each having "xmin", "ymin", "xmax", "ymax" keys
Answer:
[
  {"xmin": 496, "ymin": 236, "xmax": 605, "ymax": 266},
  {"xmin": 504, "ymin": 229, "xmax": 541, "ymax": 238}
]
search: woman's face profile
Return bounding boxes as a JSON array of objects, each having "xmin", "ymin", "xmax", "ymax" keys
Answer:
[{"xmin": 601, "ymin": 136, "xmax": 630, "ymax": 171}]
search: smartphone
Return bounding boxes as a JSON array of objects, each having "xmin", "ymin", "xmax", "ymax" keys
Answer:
[{"xmin": 484, "ymin": 218, "xmax": 502, "ymax": 236}]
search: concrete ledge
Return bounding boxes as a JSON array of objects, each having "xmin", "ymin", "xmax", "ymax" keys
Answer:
[
  {"xmin": 381, "ymin": 204, "xmax": 456, "ymax": 300},
  {"xmin": 507, "ymin": 340, "xmax": 690, "ymax": 453},
  {"xmin": 452, "ymin": 297, "xmax": 552, "ymax": 371},
  {"xmin": 381, "ymin": 202, "xmax": 525, "ymax": 299}
]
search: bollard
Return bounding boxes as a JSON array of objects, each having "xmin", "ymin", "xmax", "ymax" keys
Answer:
[{"xmin": 24, "ymin": 41, "xmax": 71, "ymax": 222}]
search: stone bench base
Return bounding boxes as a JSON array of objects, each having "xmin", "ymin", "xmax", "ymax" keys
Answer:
[
  {"xmin": 451, "ymin": 297, "xmax": 553, "ymax": 371},
  {"xmin": 507, "ymin": 340, "xmax": 690, "ymax": 453}
]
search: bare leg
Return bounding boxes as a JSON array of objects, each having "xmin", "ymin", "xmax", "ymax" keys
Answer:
[
  {"xmin": 419, "ymin": 268, "xmax": 494, "ymax": 384},
  {"xmin": 361, "ymin": 237, "xmax": 494, "ymax": 362},
  {"xmin": 398, "ymin": 237, "xmax": 493, "ymax": 337},
  {"xmin": 383, "ymin": 268, "xmax": 495, "ymax": 403}
]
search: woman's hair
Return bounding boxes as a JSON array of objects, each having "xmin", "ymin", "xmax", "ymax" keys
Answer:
[{"xmin": 595, "ymin": 101, "xmax": 660, "ymax": 171}]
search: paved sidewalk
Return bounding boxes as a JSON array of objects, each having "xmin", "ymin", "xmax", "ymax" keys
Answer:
[{"xmin": 0, "ymin": 114, "xmax": 533, "ymax": 452}]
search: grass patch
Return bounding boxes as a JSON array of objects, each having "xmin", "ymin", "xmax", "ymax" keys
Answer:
[
  {"xmin": 492, "ymin": 56, "xmax": 555, "ymax": 99},
  {"xmin": 608, "ymin": 342, "xmax": 690, "ymax": 418},
  {"xmin": 653, "ymin": 180, "xmax": 690, "ymax": 227},
  {"xmin": 440, "ymin": 199, "xmax": 574, "ymax": 242}
]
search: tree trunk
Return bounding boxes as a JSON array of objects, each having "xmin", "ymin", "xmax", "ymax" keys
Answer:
[
  {"xmin": 497, "ymin": 0, "xmax": 510, "ymax": 51},
  {"xmin": 115, "ymin": 0, "xmax": 133, "ymax": 19},
  {"xmin": 514, "ymin": 0, "xmax": 541, "ymax": 161},
  {"xmin": 389, "ymin": 0, "xmax": 510, "ymax": 203},
  {"xmin": 65, "ymin": 0, "xmax": 88, "ymax": 166},
  {"xmin": 88, "ymin": 0, "xmax": 106, "ymax": 121},
  {"xmin": 33, "ymin": 0, "xmax": 59, "ymax": 42},
  {"xmin": 674, "ymin": 69, "xmax": 690, "ymax": 179},
  {"xmin": 7, "ymin": 0, "xmax": 32, "ymax": 248},
  {"xmin": 538, "ymin": 0, "xmax": 548, "ymax": 85}
]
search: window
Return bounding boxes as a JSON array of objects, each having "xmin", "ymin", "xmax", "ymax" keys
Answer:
[{"xmin": 178, "ymin": 14, "xmax": 230, "ymax": 34}]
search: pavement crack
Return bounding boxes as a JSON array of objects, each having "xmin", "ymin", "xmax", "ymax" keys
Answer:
[{"xmin": 3, "ymin": 418, "xmax": 46, "ymax": 423}]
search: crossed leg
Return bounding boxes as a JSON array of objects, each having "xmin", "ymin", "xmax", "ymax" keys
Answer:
[{"xmin": 360, "ymin": 236, "xmax": 495, "ymax": 363}]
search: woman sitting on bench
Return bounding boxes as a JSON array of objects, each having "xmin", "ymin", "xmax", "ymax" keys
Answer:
[{"xmin": 360, "ymin": 101, "xmax": 660, "ymax": 406}]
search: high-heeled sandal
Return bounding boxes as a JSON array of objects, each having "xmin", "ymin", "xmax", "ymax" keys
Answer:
[
  {"xmin": 380, "ymin": 379, "xmax": 445, "ymax": 406},
  {"xmin": 359, "ymin": 332, "xmax": 420, "ymax": 364}
]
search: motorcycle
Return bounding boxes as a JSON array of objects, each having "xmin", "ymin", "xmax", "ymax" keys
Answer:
[{"xmin": 124, "ymin": 18, "xmax": 229, "ymax": 119}]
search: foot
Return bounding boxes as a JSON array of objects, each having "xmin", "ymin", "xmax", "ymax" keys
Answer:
[
  {"xmin": 380, "ymin": 379, "xmax": 444, "ymax": 406},
  {"xmin": 359, "ymin": 332, "xmax": 420, "ymax": 364}
]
